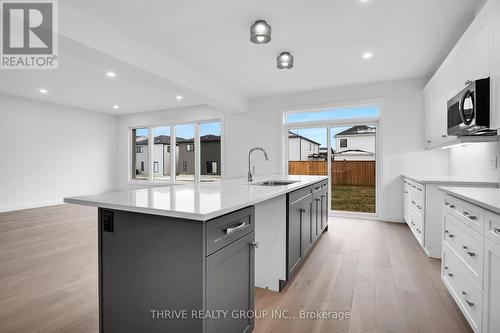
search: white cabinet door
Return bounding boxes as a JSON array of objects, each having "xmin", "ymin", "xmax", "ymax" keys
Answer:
[
  {"xmin": 424, "ymin": 83, "xmax": 436, "ymax": 148},
  {"xmin": 483, "ymin": 238, "xmax": 500, "ymax": 333},
  {"xmin": 469, "ymin": 22, "xmax": 491, "ymax": 82},
  {"xmin": 403, "ymin": 184, "xmax": 410, "ymax": 223},
  {"xmin": 490, "ymin": 7, "xmax": 500, "ymax": 130}
]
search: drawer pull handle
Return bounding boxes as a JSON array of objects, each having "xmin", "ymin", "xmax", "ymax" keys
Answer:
[
  {"xmin": 461, "ymin": 291, "xmax": 474, "ymax": 307},
  {"xmin": 462, "ymin": 211, "xmax": 477, "ymax": 220},
  {"xmin": 249, "ymin": 241, "xmax": 259, "ymax": 248},
  {"xmin": 321, "ymin": 195, "xmax": 327, "ymax": 198},
  {"xmin": 462, "ymin": 245, "xmax": 476, "ymax": 257},
  {"xmin": 494, "ymin": 228, "xmax": 500, "ymax": 235},
  {"xmin": 225, "ymin": 222, "xmax": 246, "ymax": 235},
  {"xmin": 444, "ymin": 266, "xmax": 454, "ymax": 277},
  {"xmin": 315, "ymin": 198, "xmax": 321, "ymax": 202},
  {"xmin": 445, "ymin": 202, "xmax": 450, "ymax": 206},
  {"xmin": 449, "ymin": 204, "xmax": 455, "ymax": 209},
  {"xmin": 444, "ymin": 230, "xmax": 455, "ymax": 238}
]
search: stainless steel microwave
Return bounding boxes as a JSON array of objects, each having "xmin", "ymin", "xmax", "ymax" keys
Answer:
[{"xmin": 447, "ymin": 77, "xmax": 492, "ymax": 136}]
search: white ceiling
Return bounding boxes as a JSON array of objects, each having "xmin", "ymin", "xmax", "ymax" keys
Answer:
[
  {"xmin": 0, "ymin": 0, "xmax": 484, "ymax": 114},
  {"xmin": 0, "ymin": 39, "xmax": 201, "ymax": 114},
  {"xmin": 66, "ymin": 0, "xmax": 483, "ymax": 99}
]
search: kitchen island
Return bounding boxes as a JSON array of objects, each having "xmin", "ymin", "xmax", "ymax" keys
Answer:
[{"xmin": 64, "ymin": 175, "xmax": 329, "ymax": 333}]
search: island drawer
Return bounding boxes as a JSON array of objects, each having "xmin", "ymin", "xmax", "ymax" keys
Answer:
[{"xmin": 206, "ymin": 206, "xmax": 255, "ymax": 256}]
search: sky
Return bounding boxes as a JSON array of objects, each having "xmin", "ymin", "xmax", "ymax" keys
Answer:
[
  {"xmin": 287, "ymin": 105, "xmax": 379, "ymax": 148},
  {"xmin": 135, "ymin": 122, "xmax": 221, "ymax": 139}
]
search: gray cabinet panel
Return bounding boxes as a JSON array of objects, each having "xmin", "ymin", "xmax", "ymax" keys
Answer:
[
  {"xmin": 288, "ymin": 202, "xmax": 302, "ymax": 275},
  {"xmin": 301, "ymin": 200, "xmax": 312, "ymax": 257},
  {"xmin": 206, "ymin": 232, "xmax": 255, "ymax": 333},
  {"xmin": 99, "ymin": 209, "xmax": 204, "ymax": 333}
]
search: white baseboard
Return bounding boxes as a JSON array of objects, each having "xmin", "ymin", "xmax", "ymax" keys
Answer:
[{"xmin": 0, "ymin": 200, "xmax": 65, "ymax": 213}]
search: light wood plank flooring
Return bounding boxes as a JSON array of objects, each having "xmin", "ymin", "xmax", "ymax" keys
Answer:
[{"xmin": 0, "ymin": 205, "xmax": 472, "ymax": 333}]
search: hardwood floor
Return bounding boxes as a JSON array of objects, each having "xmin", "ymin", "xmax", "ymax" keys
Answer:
[{"xmin": 0, "ymin": 205, "xmax": 472, "ymax": 333}]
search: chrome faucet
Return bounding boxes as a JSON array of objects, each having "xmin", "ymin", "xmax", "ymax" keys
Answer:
[{"xmin": 248, "ymin": 147, "xmax": 269, "ymax": 182}]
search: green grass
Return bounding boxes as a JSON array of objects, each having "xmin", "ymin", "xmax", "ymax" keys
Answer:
[{"xmin": 332, "ymin": 185, "xmax": 375, "ymax": 213}]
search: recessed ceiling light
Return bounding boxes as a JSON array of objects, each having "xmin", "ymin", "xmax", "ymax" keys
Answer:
[
  {"xmin": 277, "ymin": 52, "xmax": 294, "ymax": 70},
  {"xmin": 362, "ymin": 52, "xmax": 373, "ymax": 59},
  {"xmin": 250, "ymin": 20, "xmax": 271, "ymax": 44},
  {"xmin": 176, "ymin": 95, "xmax": 183, "ymax": 100},
  {"xmin": 39, "ymin": 88, "xmax": 48, "ymax": 94},
  {"xmin": 106, "ymin": 71, "xmax": 116, "ymax": 78},
  {"xmin": 113, "ymin": 105, "xmax": 119, "ymax": 109}
]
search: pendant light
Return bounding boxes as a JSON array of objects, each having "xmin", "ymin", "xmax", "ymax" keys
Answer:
[
  {"xmin": 250, "ymin": 20, "xmax": 271, "ymax": 44},
  {"xmin": 277, "ymin": 52, "xmax": 293, "ymax": 69}
]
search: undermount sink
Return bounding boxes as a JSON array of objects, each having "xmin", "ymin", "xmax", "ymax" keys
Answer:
[{"xmin": 252, "ymin": 180, "xmax": 299, "ymax": 186}]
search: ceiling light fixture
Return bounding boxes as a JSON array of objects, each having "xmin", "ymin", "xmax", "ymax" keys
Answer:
[
  {"xmin": 106, "ymin": 71, "xmax": 116, "ymax": 78},
  {"xmin": 113, "ymin": 105, "xmax": 119, "ymax": 109},
  {"xmin": 176, "ymin": 95, "xmax": 183, "ymax": 100},
  {"xmin": 250, "ymin": 20, "xmax": 271, "ymax": 44},
  {"xmin": 359, "ymin": 0, "xmax": 372, "ymax": 3},
  {"xmin": 362, "ymin": 52, "xmax": 373, "ymax": 59},
  {"xmin": 277, "ymin": 52, "xmax": 293, "ymax": 70},
  {"xmin": 39, "ymin": 88, "xmax": 48, "ymax": 94}
]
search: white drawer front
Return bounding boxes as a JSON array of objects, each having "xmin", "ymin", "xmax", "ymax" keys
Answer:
[
  {"xmin": 443, "ymin": 212, "xmax": 484, "ymax": 287},
  {"xmin": 445, "ymin": 195, "xmax": 485, "ymax": 234},
  {"xmin": 442, "ymin": 246, "xmax": 483, "ymax": 332},
  {"xmin": 484, "ymin": 210, "xmax": 500, "ymax": 247}
]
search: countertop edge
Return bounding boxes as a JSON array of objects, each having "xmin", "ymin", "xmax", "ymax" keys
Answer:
[
  {"xmin": 64, "ymin": 176, "xmax": 328, "ymax": 221},
  {"xmin": 402, "ymin": 174, "xmax": 498, "ymax": 186},
  {"xmin": 438, "ymin": 187, "xmax": 500, "ymax": 215}
]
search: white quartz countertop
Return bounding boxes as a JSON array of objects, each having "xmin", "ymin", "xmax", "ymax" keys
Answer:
[
  {"xmin": 403, "ymin": 174, "xmax": 498, "ymax": 186},
  {"xmin": 439, "ymin": 187, "xmax": 500, "ymax": 215},
  {"xmin": 64, "ymin": 175, "xmax": 328, "ymax": 221}
]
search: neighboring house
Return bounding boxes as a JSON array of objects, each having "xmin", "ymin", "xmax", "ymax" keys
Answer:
[
  {"xmin": 134, "ymin": 134, "xmax": 221, "ymax": 177},
  {"xmin": 134, "ymin": 135, "xmax": 178, "ymax": 177},
  {"xmin": 334, "ymin": 125, "xmax": 376, "ymax": 161},
  {"xmin": 177, "ymin": 134, "xmax": 221, "ymax": 176},
  {"xmin": 288, "ymin": 131, "xmax": 322, "ymax": 161}
]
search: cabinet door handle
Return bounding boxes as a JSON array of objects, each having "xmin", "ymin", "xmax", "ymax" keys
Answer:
[
  {"xmin": 444, "ymin": 202, "xmax": 450, "ymax": 206},
  {"xmin": 315, "ymin": 198, "xmax": 321, "ymax": 202},
  {"xmin": 461, "ymin": 291, "xmax": 474, "ymax": 307},
  {"xmin": 444, "ymin": 266, "xmax": 454, "ymax": 277},
  {"xmin": 462, "ymin": 245, "xmax": 476, "ymax": 257},
  {"xmin": 494, "ymin": 227, "xmax": 500, "ymax": 235},
  {"xmin": 225, "ymin": 222, "xmax": 246, "ymax": 235},
  {"xmin": 299, "ymin": 208, "xmax": 306, "ymax": 213},
  {"xmin": 249, "ymin": 241, "xmax": 259, "ymax": 248},
  {"xmin": 444, "ymin": 230, "xmax": 454, "ymax": 238},
  {"xmin": 449, "ymin": 204, "xmax": 455, "ymax": 209}
]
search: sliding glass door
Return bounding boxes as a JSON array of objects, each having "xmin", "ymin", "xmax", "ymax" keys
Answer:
[
  {"xmin": 330, "ymin": 124, "xmax": 376, "ymax": 214},
  {"xmin": 285, "ymin": 104, "xmax": 379, "ymax": 215}
]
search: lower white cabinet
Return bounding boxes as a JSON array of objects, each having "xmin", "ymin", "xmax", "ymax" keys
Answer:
[
  {"xmin": 483, "ymin": 238, "xmax": 500, "ymax": 333},
  {"xmin": 442, "ymin": 193, "xmax": 500, "ymax": 333}
]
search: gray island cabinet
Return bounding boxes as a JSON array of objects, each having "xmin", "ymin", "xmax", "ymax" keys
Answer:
[
  {"xmin": 64, "ymin": 175, "xmax": 329, "ymax": 333},
  {"xmin": 99, "ymin": 206, "xmax": 255, "ymax": 333}
]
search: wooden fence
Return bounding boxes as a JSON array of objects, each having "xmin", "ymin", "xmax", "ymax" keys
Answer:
[{"xmin": 288, "ymin": 161, "xmax": 375, "ymax": 186}]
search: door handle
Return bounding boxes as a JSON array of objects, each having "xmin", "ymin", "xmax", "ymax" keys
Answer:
[
  {"xmin": 444, "ymin": 266, "xmax": 454, "ymax": 277},
  {"xmin": 462, "ymin": 245, "xmax": 476, "ymax": 257},
  {"xmin": 461, "ymin": 291, "xmax": 474, "ymax": 307},
  {"xmin": 444, "ymin": 230, "xmax": 454, "ymax": 238},
  {"xmin": 249, "ymin": 241, "xmax": 259, "ymax": 248}
]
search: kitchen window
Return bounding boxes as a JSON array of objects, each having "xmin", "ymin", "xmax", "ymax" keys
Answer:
[{"xmin": 130, "ymin": 119, "xmax": 222, "ymax": 183}]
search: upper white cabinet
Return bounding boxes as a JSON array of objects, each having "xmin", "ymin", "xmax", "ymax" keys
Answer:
[{"xmin": 423, "ymin": 0, "xmax": 500, "ymax": 149}]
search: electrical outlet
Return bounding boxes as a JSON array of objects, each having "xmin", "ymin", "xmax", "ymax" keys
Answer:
[{"xmin": 489, "ymin": 157, "xmax": 497, "ymax": 169}]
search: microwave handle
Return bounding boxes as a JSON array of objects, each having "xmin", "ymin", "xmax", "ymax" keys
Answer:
[{"xmin": 459, "ymin": 90, "xmax": 475, "ymax": 126}]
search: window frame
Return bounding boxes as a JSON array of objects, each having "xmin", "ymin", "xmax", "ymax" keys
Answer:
[
  {"xmin": 340, "ymin": 139, "xmax": 348, "ymax": 148},
  {"xmin": 128, "ymin": 116, "xmax": 224, "ymax": 185}
]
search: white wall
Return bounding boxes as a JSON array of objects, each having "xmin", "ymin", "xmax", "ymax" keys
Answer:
[
  {"xmin": 447, "ymin": 142, "xmax": 500, "ymax": 182},
  {"xmin": 0, "ymin": 94, "xmax": 117, "ymax": 212},
  {"xmin": 116, "ymin": 78, "xmax": 449, "ymax": 221}
]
